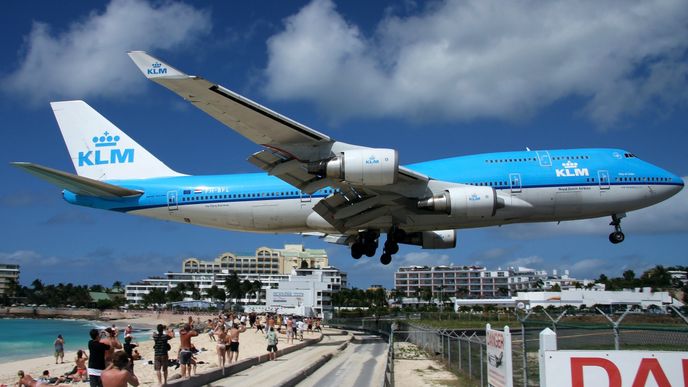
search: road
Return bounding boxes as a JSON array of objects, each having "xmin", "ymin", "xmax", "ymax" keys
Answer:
[
  {"xmin": 297, "ymin": 334, "xmax": 387, "ymax": 387},
  {"xmin": 209, "ymin": 330, "xmax": 390, "ymax": 387}
]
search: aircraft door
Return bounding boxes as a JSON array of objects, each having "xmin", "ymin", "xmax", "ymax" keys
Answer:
[
  {"xmin": 167, "ymin": 190, "xmax": 178, "ymax": 211},
  {"xmin": 300, "ymin": 192, "xmax": 311, "ymax": 203},
  {"xmin": 598, "ymin": 170, "xmax": 610, "ymax": 190},
  {"xmin": 509, "ymin": 173, "xmax": 522, "ymax": 193},
  {"xmin": 536, "ymin": 151, "xmax": 552, "ymax": 167}
]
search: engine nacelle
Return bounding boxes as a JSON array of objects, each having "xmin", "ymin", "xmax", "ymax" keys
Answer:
[
  {"xmin": 312, "ymin": 149, "xmax": 399, "ymax": 186},
  {"xmin": 400, "ymin": 230, "xmax": 457, "ymax": 249},
  {"xmin": 418, "ymin": 186, "xmax": 499, "ymax": 218}
]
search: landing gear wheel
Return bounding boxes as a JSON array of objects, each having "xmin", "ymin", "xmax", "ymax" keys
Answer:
[
  {"xmin": 380, "ymin": 253, "xmax": 392, "ymax": 265},
  {"xmin": 608, "ymin": 214, "xmax": 626, "ymax": 244},
  {"xmin": 351, "ymin": 243, "xmax": 364, "ymax": 259},
  {"xmin": 364, "ymin": 243, "xmax": 377, "ymax": 257},
  {"xmin": 384, "ymin": 241, "xmax": 399, "ymax": 255},
  {"xmin": 609, "ymin": 231, "xmax": 625, "ymax": 244}
]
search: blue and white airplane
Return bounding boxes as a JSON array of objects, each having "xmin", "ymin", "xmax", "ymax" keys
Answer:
[{"xmin": 12, "ymin": 52, "xmax": 684, "ymax": 265}]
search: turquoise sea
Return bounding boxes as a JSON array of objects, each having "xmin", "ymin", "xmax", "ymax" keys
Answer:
[{"xmin": 0, "ymin": 318, "xmax": 151, "ymax": 362}]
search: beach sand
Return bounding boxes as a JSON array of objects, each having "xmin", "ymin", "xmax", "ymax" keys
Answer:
[{"xmin": 0, "ymin": 312, "xmax": 316, "ymax": 386}]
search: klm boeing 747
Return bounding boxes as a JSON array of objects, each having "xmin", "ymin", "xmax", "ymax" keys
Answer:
[{"xmin": 12, "ymin": 52, "xmax": 684, "ymax": 265}]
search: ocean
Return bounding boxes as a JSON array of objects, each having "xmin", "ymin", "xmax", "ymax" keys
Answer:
[{"xmin": 0, "ymin": 318, "xmax": 152, "ymax": 362}]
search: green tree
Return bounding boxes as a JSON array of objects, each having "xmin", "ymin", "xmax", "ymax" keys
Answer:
[
  {"xmin": 142, "ymin": 288, "xmax": 166, "ymax": 307},
  {"xmin": 252, "ymin": 280, "xmax": 263, "ymax": 303},
  {"xmin": 224, "ymin": 272, "xmax": 242, "ymax": 304},
  {"xmin": 622, "ymin": 270, "xmax": 635, "ymax": 281}
]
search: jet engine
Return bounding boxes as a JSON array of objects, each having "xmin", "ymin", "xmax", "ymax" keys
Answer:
[
  {"xmin": 417, "ymin": 186, "xmax": 502, "ymax": 218},
  {"xmin": 400, "ymin": 230, "xmax": 457, "ymax": 249},
  {"xmin": 308, "ymin": 149, "xmax": 398, "ymax": 186}
]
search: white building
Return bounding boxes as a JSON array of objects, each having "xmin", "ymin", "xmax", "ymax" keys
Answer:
[
  {"xmin": 453, "ymin": 288, "xmax": 684, "ymax": 311},
  {"xmin": 266, "ymin": 267, "xmax": 347, "ymax": 319}
]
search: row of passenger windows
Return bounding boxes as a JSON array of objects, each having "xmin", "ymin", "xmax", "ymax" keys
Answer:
[
  {"xmin": 484, "ymin": 155, "xmax": 590, "ymax": 163},
  {"xmin": 180, "ymin": 189, "xmax": 335, "ymax": 202},
  {"xmin": 468, "ymin": 181, "xmax": 508, "ymax": 187},
  {"xmin": 616, "ymin": 177, "xmax": 671, "ymax": 182}
]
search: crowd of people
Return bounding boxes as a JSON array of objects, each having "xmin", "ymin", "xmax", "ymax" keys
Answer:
[{"xmin": 15, "ymin": 312, "xmax": 322, "ymax": 387}]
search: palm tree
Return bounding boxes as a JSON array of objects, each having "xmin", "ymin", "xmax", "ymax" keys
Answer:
[
  {"xmin": 252, "ymin": 280, "xmax": 263, "ymax": 303},
  {"xmin": 224, "ymin": 272, "xmax": 242, "ymax": 305}
]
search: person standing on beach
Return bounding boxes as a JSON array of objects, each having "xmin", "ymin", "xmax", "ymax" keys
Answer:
[
  {"xmin": 101, "ymin": 328, "xmax": 122, "ymax": 366},
  {"xmin": 227, "ymin": 322, "xmax": 246, "ymax": 363},
  {"xmin": 265, "ymin": 326, "xmax": 278, "ymax": 361},
  {"xmin": 88, "ymin": 328, "xmax": 111, "ymax": 387},
  {"xmin": 178, "ymin": 324, "xmax": 198, "ymax": 378},
  {"xmin": 214, "ymin": 324, "xmax": 228, "ymax": 374},
  {"xmin": 54, "ymin": 334, "xmax": 65, "ymax": 364},
  {"xmin": 152, "ymin": 324, "xmax": 174, "ymax": 385},
  {"xmin": 100, "ymin": 351, "xmax": 139, "ymax": 387}
]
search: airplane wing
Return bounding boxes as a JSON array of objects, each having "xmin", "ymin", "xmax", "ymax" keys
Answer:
[
  {"xmin": 128, "ymin": 51, "xmax": 433, "ymax": 232},
  {"xmin": 11, "ymin": 162, "xmax": 143, "ymax": 198}
]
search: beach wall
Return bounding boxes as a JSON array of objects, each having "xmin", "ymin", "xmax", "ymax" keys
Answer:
[
  {"xmin": 166, "ymin": 334, "xmax": 324, "ymax": 387},
  {"xmin": 0, "ymin": 307, "xmax": 101, "ymax": 319}
]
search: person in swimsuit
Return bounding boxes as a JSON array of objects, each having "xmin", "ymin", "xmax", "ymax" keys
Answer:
[
  {"xmin": 54, "ymin": 335, "xmax": 65, "ymax": 364},
  {"xmin": 227, "ymin": 322, "xmax": 246, "ymax": 363},
  {"xmin": 286, "ymin": 317, "xmax": 294, "ymax": 344},
  {"xmin": 265, "ymin": 326, "xmax": 278, "ymax": 361},
  {"xmin": 16, "ymin": 371, "xmax": 38, "ymax": 387},
  {"xmin": 75, "ymin": 350, "xmax": 89, "ymax": 382},
  {"xmin": 214, "ymin": 324, "xmax": 228, "ymax": 374},
  {"xmin": 178, "ymin": 323, "xmax": 198, "ymax": 378}
]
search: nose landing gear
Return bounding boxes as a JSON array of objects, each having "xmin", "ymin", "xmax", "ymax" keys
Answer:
[{"xmin": 609, "ymin": 213, "xmax": 626, "ymax": 244}]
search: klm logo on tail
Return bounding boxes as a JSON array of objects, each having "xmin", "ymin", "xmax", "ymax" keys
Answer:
[
  {"xmin": 78, "ymin": 132, "xmax": 134, "ymax": 166},
  {"xmin": 147, "ymin": 62, "xmax": 167, "ymax": 75},
  {"xmin": 555, "ymin": 161, "xmax": 589, "ymax": 177}
]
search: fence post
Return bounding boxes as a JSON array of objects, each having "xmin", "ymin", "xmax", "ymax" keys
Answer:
[
  {"xmin": 458, "ymin": 335, "xmax": 463, "ymax": 370},
  {"xmin": 468, "ymin": 335, "xmax": 472, "ymax": 377},
  {"xmin": 596, "ymin": 306, "xmax": 631, "ymax": 350},
  {"xmin": 479, "ymin": 339, "xmax": 484, "ymax": 387},
  {"xmin": 514, "ymin": 309, "xmax": 533, "ymax": 387},
  {"xmin": 538, "ymin": 328, "xmax": 557, "ymax": 387}
]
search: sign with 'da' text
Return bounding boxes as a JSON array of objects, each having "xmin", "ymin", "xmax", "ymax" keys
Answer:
[
  {"xmin": 486, "ymin": 324, "xmax": 513, "ymax": 387},
  {"xmin": 542, "ymin": 350, "xmax": 688, "ymax": 387}
]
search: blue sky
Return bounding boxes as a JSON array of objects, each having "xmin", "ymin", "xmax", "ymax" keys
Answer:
[{"xmin": 1, "ymin": 0, "xmax": 687, "ymax": 289}]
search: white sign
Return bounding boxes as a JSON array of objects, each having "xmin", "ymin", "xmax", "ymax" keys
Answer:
[
  {"xmin": 542, "ymin": 350, "xmax": 688, "ymax": 387},
  {"xmin": 486, "ymin": 324, "xmax": 513, "ymax": 387}
]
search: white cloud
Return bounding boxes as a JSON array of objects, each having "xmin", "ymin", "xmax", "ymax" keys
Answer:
[
  {"xmin": 503, "ymin": 177, "xmax": 688, "ymax": 239},
  {"xmin": 2, "ymin": 0, "xmax": 210, "ymax": 104},
  {"xmin": 0, "ymin": 250, "xmax": 60, "ymax": 266},
  {"xmin": 506, "ymin": 255, "xmax": 543, "ymax": 268},
  {"xmin": 264, "ymin": 0, "xmax": 688, "ymax": 126}
]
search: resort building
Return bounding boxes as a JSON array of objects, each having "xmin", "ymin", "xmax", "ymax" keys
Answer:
[
  {"xmin": 265, "ymin": 266, "xmax": 347, "ymax": 318},
  {"xmin": 0, "ymin": 263, "xmax": 19, "ymax": 297},
  {"xmin": 125, "ymin": 245, "xmax": 346, "ymax": 316},
  {"xmin": 393, "ymin": 264, "xmax": 595, "ymax": 300},
  {"xmin": 181, "ymin": 244, "xmax": 329, "ymax": 275}
]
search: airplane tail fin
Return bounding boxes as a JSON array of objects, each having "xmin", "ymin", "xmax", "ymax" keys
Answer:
[{"xmin": 51, "ymin": 100, "xmax": 183, "ymax": 181}]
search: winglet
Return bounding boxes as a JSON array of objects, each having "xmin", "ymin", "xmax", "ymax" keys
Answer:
[{"xmin": 127, "ymin": 51, "xmax": 188, "ymax": 79}]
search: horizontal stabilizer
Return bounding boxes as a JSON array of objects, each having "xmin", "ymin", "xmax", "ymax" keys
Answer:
[{"xmin": 11, "ymin": 162, "xmax": 143, "ymax": 198}]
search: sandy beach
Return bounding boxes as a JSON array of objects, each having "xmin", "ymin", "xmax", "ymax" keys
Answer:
[{"xmin": 0, "ymin": 312, "xmax": 317, "ymax": 386}]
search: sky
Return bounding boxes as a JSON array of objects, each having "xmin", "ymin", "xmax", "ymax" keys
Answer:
[{"xmin": 1, "ymin": 0, "xmax": 687, "ymax": 289}]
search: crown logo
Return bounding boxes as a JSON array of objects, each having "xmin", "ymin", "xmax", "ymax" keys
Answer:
[
  {"xmin": 562, "ymin": 160, "xmax": 578, "ymax": 169},
  {"xmin": 92, "ymin": 131, "xmax": 120, "ymax": 147},
  {"xmin": 152, "ymin": 62, "xmax": 162, "ymax": 68}
]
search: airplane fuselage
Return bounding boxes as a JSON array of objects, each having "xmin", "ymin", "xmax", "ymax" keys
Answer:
[{"xmin": 62, "ymin": 148, "xmax": 684, "ymax": 235}]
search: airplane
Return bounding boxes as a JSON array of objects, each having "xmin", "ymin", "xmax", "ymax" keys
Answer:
[{"xmin": 12, "ymin": 51, "xmax": 684, "ymax": 265}]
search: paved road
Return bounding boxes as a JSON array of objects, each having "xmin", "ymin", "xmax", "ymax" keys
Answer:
[
  {"xmin": 209, "ymin": 331, "xmax": 351, "ymax": 387},
  {"xmin": 297, "ymin": 335, "xmax": 387, "ymax": 387}
]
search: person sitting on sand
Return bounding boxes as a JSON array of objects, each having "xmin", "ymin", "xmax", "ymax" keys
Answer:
[
  {"xmin": 16, "ymin": 370, "xmax": 38, "ymax": 387},
  {"xmin": 100, "ymin": 351, "xmax": 139, "ymax": 387}
]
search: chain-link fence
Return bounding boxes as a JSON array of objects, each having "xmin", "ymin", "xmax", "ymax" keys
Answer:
[{"xmin": 329, "ymin": 307, "xmax": 688, "ymax": 387}]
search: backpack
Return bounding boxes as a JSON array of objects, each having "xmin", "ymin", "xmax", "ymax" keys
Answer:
[{"xmin": 267, "ymin": 330, "xmax": 278, "ymax": 345}]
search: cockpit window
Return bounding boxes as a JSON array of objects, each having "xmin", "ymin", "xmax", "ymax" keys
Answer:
[{"xmin": 624, "ymin": 153, "xmax": 637, "ymax": 158}]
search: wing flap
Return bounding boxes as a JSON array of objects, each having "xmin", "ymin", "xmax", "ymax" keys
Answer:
[{"xmin": 11, "ymin": 162, "xmax": 143, "ymax": 198}]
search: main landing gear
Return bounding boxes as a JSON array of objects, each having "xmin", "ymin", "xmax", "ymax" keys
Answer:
[
  {"xmin": 351, "ymin": 228, "xmax": 406, "ymax": 265},
  {"xmin": 609, "ymin": 213, "xmax": 626, "ymax": 244}
]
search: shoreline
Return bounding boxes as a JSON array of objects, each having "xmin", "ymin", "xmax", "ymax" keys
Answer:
[{"xmin": 0, "ymin": 311, "xmax": 316, "ymax": 387}]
